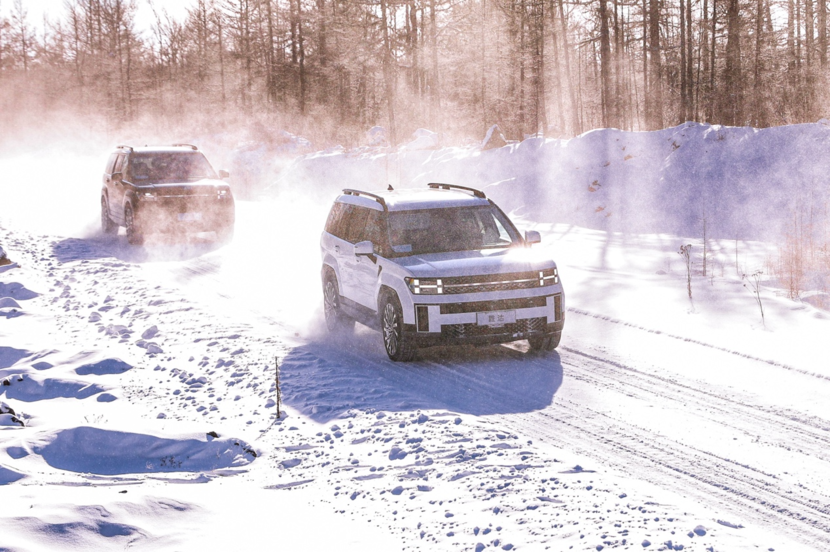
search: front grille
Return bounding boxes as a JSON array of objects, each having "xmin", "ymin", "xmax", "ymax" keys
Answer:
[
  {"xmin": 442, "ymin": 317, "xmax": 547, "ymax": 339},
  {"xmin": 440, "ymin": 269, "xmax": 557, "ymax": 295},
  {"xmin": 439, "ymin": 296, "xmax": 547, "ymax": 315}
]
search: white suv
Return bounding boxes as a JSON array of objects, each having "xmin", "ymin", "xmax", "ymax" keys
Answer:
[{"xmin": 320, "ymin": 183, "xmax": 565, "ymax": 361}]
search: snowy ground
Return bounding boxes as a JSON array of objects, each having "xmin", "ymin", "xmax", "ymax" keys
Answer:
[{"xmin": 2, "ymin": 128, "xmax": 830, "ymax": 551}]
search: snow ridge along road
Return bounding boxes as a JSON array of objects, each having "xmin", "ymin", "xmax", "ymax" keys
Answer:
[{"xmin": 2, "ymin": 210, "xmax": 829, "ymax": 551}]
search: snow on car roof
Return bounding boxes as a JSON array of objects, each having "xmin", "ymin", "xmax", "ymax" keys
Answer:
[{"xmin": 337, "ymin": 187, "xmax": 490, "ymax": 212}]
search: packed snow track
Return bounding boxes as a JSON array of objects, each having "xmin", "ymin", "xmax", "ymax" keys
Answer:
[{"xmin": 2, "ymin": 185, "xmax": 829, "ymax": 551}]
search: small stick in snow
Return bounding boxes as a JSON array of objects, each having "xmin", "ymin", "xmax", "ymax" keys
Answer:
[
  {"xmin": 275, "ymin": 355, "xmax": 282, "ymax": 419},
  {"xmin": 678, "ymin": 244, "xmax": 693, "ymax": 299},
  {"xmin": 742, "ymin": 270, "xmax": 766, "ymax": 328}
]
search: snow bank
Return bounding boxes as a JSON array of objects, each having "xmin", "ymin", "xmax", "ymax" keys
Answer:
[
  {"xmin": 29, "ymin": 427, "xmax": 256, "ymax": 475},
  {"xmin": 272, "ymin": 122, "xmax": 830, "ymax": 241}
]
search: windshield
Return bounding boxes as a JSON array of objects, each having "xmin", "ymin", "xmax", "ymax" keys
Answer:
[
  {"xmin": 128, "ymin": 152, "xmax": 217, "ymax": 183},
  {"xmin": 387, "ymin": 205, "xmax": 522, "ymax": 255}
]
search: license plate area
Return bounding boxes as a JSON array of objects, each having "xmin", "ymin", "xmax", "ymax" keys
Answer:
[
  {"xmin": 178, "ymin": 212, "xmax": 203, "ymax": 222},
  {"xmin": 476, "ymin": 310, "xmax": 516, "ymax": 327}
]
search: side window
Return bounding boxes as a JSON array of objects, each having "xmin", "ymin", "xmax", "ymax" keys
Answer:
[
  {"xmin": 114, "ymin": 154, "xmax": 127, "ymax": 174},
  {"xmin": 343, "ymin": 206, "xmax": 369, "ymax": 244},
  {"xmin": 325, "ymin": 203, "xmax": 346, "ymax": 238},
  {"xmin": 105, "ymin": 153, "xmax": 118, "ymax": 174},
  {"xmin": 362, "ymin": 209, "xmax": 387, "ymax": 254}
]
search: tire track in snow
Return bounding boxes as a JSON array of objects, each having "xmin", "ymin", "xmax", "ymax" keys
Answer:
[
  {"xmin": 490, "ymin": 344, "xmax": 830, "ymax": 549},
  {"xmin": 569, "ymin": 306, "xmax": 830, "ymax": 382},
  {"xmin": 561, "ymin": 345, "xmax": 830, "ymax": 458},
  {"xmin": 285, "ymin": 323, "xmax": 830, "ymax": 549}
]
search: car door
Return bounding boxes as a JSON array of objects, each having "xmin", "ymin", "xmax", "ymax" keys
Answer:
[
  {"xmin": 326, "ymin": 204, "xmax": 358, "ymax": 302},
  {"xmin": 108, "ymin": 153, "xmax": 128, "ymax": 224},
  {"xmin": 337, "ymin": 205, "xmax": 368, "ymax": 304},
  {"xmin": 348, "ymin": 206, "xmax": 384, "ymax": 311}
]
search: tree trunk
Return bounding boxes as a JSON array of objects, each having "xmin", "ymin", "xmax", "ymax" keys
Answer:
[
  {"xmin": 643, "ymin": 0, "xmax": 649, "ymax": 126},
  {"xmin": 648, "ymin": 0, "xmax": 663, "ymax": 129},
  {"xmin": 686, "ymin": 0, "xmax": 693, "ymax": 119},
  {"xmin": 380, "ymin": 0, "xmax": 397, "ymax": 144},
  {"xmin": 557, "ymin": 0, "xmax": 580, "ymax": 134},
  {"xmin": 701, "ymin": 0, "xmax": 709, "ymax": 121},
  {"xmin": 820, "ymin": 0, "xmax": 827, "ymax": 67},
  {"xmin": 709, "ymin": 0, "xmax": 717, "ymax": 121},
  {"xmin": 680, "ymin": 0, "xmax": 688, "ymax": 122},
  {"xmin": 265, "ymin": 0, "xmax": 278, "ymax": 105},
  {"xmin": 549, "ymin": 0, "xmax": 565, "ymax": 131},
  {"xmin": 754, "ymin": 0, "xmax": 765, "ymax": 125},
  {"xmin": 599, "ymin": 0, "xmax": 613, "ymax": 128},
  {"xmin": 297, "ymin": 0, "xmax": 306, "ymax": 114},
  {"xmin": 429, "ymin": 0, "xmax": 439, "ymax": 127},
  {"xmin": 724, "ymin": 0, "xmax": 742, "ymax": 124}
]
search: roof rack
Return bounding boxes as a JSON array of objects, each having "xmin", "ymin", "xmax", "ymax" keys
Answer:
[
  {"xmin": 172, "ymin": 143, "xmax": 198, "ymax": 150},
  {"xmin": 427, "ymin": 182, "xmax": 486, "ymax": 199},
  {"xmin": 116, "ymin": 144, "xmax": 133, "ymax": 152},
  {"xmin": 342, "ymin": 189, "xmax": 388, "ymax": 210}
]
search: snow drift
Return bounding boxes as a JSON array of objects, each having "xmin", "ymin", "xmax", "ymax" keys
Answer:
[{"xmin": 272, "ymin": 121, "xmax": 830, "ymax": 241}]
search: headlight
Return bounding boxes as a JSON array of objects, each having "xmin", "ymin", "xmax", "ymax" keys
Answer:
[
  {"xmin": 539, "ymin": 268, "xmax": 559, "ymax": 286},
  {"xmin": 405, "ymin": 277, "xmax": 443, "ymax": 295},
  {"xmin": 217, "ymin": 188, "xmax": 230, "ymax": 197},
  {"xmin": 140, "ymin": 191, "xmax": 157, "ymax": 201}
]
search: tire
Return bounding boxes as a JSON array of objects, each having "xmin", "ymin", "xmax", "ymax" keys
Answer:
[
  {"xmin": 528, "ymin": 330, "xmax": 561, "ymax": 353},
  {"xmin": 322, "ymin": 271, "xmax": 354, "ymax": 333},
  {"xmin": 380, "ymin": 291, "xmax": 416, "ymax": 362},
  {"xmin": 101, "ymin": 197, "xmax": 117, "ymax": 235},
  {"xmin": 124, "ymin": 203, "xmax": 144, "ymax": 245}
]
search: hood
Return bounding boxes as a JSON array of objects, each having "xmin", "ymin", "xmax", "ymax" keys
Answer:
[{"xmin": 392, "ymin": 247, "xmax": 555, "ymax": 278}]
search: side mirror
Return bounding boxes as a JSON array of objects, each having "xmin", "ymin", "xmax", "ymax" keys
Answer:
[
  {"xmin": 354, "ymin": 240, "xmax": 374, "ymax": 256},
  {"xmin": 525, "ymin": 230, "xmax": 541, "ymax": 245},
  {"xmin": 218, "ymin": 169, "xmax": 230, "ymax": 179},
  {"xmin": 111, "ymin": 172, "xmax": 123, "ymax": 182}
]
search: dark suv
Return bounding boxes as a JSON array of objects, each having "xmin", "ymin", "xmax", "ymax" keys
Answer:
[{"xmin": 101, "ymin": 145, "xmax": 235, "ymax": 245}]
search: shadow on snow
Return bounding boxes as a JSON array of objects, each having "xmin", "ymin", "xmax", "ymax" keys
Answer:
[
  {"xmin": 50, "ymin": 234, "xmax": 224, "ymax": 264},
  {"xmin": 280, "ymin": 328, "xmax": 563, "ymax": 423}
]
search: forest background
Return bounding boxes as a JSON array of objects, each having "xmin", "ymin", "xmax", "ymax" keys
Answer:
[
  {"xmin": 2, "ymin": 0, "xmax": 829, "ymax": 303},
  {"xmin": 1, "ymin": 0, "xmax": 828, "ymax": 148}
]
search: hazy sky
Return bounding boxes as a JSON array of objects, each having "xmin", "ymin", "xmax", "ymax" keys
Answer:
[{"xmin": 2, "ymin": 0, "xmax": 194, "ymax": 33}]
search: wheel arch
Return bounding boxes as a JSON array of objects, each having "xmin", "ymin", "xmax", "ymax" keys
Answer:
[
  {"xmin": 321, "ymin": 260, "xmax": 342, "ymax": 290},
  {"xmin": 377, "ymin": 279, "xmax": 415, "ymax": 325}
]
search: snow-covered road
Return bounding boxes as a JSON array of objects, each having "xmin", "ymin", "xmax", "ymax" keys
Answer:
[{"xmin": 3, "ymin": 138, "xmax": 830, "ymax": 551}]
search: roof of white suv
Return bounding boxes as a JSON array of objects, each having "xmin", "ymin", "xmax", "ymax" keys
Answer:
[{"xmin": 337, "ymin": 185, "xmax": 490, "ymax": 212}]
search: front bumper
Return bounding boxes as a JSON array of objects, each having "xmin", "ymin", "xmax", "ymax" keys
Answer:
[{"xmin": 403, "ymin": 292, "xmax": 564, "ymax": 347}]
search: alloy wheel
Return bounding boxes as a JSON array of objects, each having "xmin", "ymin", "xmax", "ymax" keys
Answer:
[
  {"xmin": 382, "ymin": 302, "xmax": 399, "ymax": 356},
  {"xmin": 324, "ymin": 280, "xmax": 339, "ymax": 330}
]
